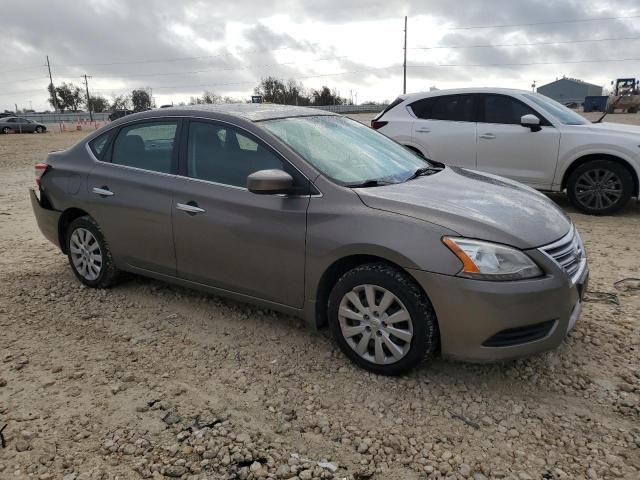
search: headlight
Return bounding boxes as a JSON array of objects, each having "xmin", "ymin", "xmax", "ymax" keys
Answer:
[{"xmin": 442, "ymin": 237, "xmax": 543, "ymax": 281}]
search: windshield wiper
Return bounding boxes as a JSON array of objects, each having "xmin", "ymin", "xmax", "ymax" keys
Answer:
[
  {"xmin": 405, "ymin": 166, "xmax": 443, "ymax": 182},
  {"xmin": 345, "ymin": 179, "xmax": 394, "ymax": 188}
]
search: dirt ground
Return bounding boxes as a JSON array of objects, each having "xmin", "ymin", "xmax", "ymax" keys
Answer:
[{"xmin": 0, "ymin": 114, "xmax": 639, "ymax": 480}]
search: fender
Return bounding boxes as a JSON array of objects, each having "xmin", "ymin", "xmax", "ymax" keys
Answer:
[{"xmin": 554, "ymin": 146, "xmax": 640, "ymax": 193}]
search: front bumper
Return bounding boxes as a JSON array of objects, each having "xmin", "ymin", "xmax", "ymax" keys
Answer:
[
  {"xmin": 408, "ymin": 259, "xmax": 588, "ymax": 362},
  {"xmin": 30, "ymin": 188, "xmax": 62, "ymax": 249}
]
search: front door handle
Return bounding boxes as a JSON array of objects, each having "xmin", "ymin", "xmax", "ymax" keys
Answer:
[
  {"xmin": 92, "ymin": 186, "xmax": 114, "ymax": 197},
  {"xmin": 415, "ymin": 127, "xmax": 431, "ymax": 133},
  {"xmin": 479, "ymin": 133, "xmax": 496, "ymax": 139},
  {"xmin": 176, "ymin": 202, "xmax": 206, "ymax": 215}
]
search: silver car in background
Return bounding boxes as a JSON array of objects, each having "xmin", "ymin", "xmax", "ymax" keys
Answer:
[{"xmin": 31, "ymin": 104, "xmax": 588, "ymax": 375}]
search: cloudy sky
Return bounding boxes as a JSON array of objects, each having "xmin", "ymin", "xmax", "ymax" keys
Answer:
[{"xmin": 1, "ymin": 0, "xmax": 639, "ymax": 111}]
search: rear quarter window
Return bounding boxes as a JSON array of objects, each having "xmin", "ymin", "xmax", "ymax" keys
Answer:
[
  {"xmin": 88, "ymin": 132, "xmax": 113, "ymax": 159},
  {"xmin": 375, "ymin": 97, "xmax": 405, "ymax": 120}
]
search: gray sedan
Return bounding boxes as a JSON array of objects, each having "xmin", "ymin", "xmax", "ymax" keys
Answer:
[
  {"xmin": 30, "ymin": 104, "xmax": 588, "ymax": 375},
  {"xmin": 1, "ymin": 116, "xmax": 46, "ymax": 134}
]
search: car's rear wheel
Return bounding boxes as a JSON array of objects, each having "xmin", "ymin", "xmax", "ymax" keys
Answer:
[
  {"xmin": 567, "ymin": 160, "xmax": 633, "ymax": 215},
  {"xmin": 328, "ymin": 263, "xmax": 438, "ymax": 375},
  {"xmin": 1, "ymin": 127, "xmax": 10, "ymax": 134},
  {"xmin": 66, "ymin": 216, "xmax": 119, "ymax": 288}
]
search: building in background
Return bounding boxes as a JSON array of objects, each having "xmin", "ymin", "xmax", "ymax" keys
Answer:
[{"xmin": 537, "ymin": 77, "xmax": 603, "ymax": 105}]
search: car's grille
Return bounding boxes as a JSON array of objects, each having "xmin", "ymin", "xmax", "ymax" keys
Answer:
[{"xmin": 539, "ymin": 226, "xmax": 585, "ymax": 282}]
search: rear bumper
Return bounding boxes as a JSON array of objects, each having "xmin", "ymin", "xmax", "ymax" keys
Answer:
[
  {"xmin": 409, "ymin": 264, "xmax": 588, "ymax": 362},
  {"xmin": 30, "ymin": 188, "xmax": 61, "ymax": 249}
]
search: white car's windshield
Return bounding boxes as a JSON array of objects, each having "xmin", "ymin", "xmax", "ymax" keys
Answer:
[
  {"xmin": 261, "ymin": 115, "xmax": 430, "ymax": 186},
  {"xmin": 523, "ymin": 93, "xmax": 590, "ymax": 125}
]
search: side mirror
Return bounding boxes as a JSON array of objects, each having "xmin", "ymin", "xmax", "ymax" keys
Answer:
[
  {"xmin": 247, "ymin": 169, "xmax": 293, "ymax": 195},
  {"xmin": 520, "ymin": 114, "xmax": 541, "ymax": 132}
]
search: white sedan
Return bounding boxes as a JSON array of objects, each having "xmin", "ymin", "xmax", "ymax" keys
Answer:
[{"xmin": 373, "ymin": 88, "xmax": 640, "ymax": 214}]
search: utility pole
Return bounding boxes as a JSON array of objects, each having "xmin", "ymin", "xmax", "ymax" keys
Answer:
[
  {"xmin": 403, "ymin": 16, "xmax": 407, "ymax": 94},
  {"xmin": 46, "ymin": 55, "xmax": 62, "ymax": 131},
  {"xmin": 46, "ymin": 56, "xmax": 58, "ymax": 112},
  {"xmin": 82, "ymin": 74, "xmax": 93, "ymax": 121}
]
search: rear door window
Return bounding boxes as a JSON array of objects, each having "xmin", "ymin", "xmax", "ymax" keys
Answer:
[
  {"xmin": 111, "ymin": 121, "xmax": 178, "ymax": 174},
  {"xmin": 410, "ymin": 95, "xmax": 475, "ymax": 122}
]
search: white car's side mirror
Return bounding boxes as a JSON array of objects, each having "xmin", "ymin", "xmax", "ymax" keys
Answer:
[{"xmin": 520, "ymin": 114, "xmax": 541, "ymax": 132}]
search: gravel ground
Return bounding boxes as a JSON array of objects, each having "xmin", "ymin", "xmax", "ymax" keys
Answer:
[{"xmin": 1, "ymin": 116, "xmax": 639, "ymax": 480}]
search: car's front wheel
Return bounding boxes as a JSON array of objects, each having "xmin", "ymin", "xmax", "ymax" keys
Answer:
[
  {"xmin": 328, "ymin": 263, "xmax": 439, "ymax": 375},
  {"xmin": 66, "ymin": 216, "xmax": 119, "ymax": 288},
  {"xmin": 1, "ymin": 127, "xmax": 10, "ymax": 134},
  {"xmin": 567, "ymin": 160, "xmax": 633, "ymax": 215},
  {"xmin": 35, "ymin": 126, "xmax": 44, "ymax": 133}
]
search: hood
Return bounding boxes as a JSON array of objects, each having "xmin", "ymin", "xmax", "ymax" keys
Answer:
[
  {"xmin": 584, "ymin": 122, "xmax": 640, "ymax": 136},
  {"xmin": 355, "ymin": 167, "xmax": 571, "ymax": 249}
]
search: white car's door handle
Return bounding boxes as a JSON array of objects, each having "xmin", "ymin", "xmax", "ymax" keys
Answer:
[
  {"xmin": 176, "ymin": 202, "xmax": 206, "ymax": 214},
  {"xmin": 479, "ymin": 133, "xmax": 496, "ymax": 139},
  {"xmin": 415, "ymin": 127, "xmax": 431, "ymax": 133},
  {"xmin": 92, "ymin": 187, "xmax": 114, "ymax": 196}
]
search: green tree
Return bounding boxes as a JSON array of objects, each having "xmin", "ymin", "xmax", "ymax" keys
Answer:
[
  {"xmin": 131, "ymin": 89, "xmax": 151, "ymax": 112},
  {"xmin": 47, "ymin": 83, "xmax": 60, "ymax": 111},
  {"xmin": 47, "ymin": 82, "xmax": 82, "ymax": 111},
  {"xmin": 311, "ymin": 86, "xmax": 344, "ymax": 106},
  {"xmin": 110, "ymin": 94, "xmax": 131, "ymax": 110},
  {"xmin": 189, "ymin": 91, "xmax": 221, "ymax": 105},
  {"xmin": 87, "ymin": 95, "xmax": 110, "ymax": 113},
  {"xmin": 254, "ymin": 77, "xmax": 311, "ymax": 105}
]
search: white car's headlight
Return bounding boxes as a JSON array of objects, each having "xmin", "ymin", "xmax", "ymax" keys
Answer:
[{"xmin": 442, "ymin": 237, "xmax": 543, "ymax": 281}]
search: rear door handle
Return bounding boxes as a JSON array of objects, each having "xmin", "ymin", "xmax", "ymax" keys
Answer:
[
  {"xmin": 479, "ymin": 133, "xmax": 496, "ymax": 139},
  {"xmin": 92, "ymin": 186, "xmax": 114, "ymax": 197},
  {"xmin": 415, "ymin": 127, "xmax": 431, "ymax": 133},
  {"xmin": 176, "ymin": 202, "xmax": 206, "ymax": 215}
]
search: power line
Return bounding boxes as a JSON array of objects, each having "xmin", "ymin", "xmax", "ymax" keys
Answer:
[
  {"xmin": 411, "ymin": 35, "xmax": 640, "ymax": 50},
  {"xmin": 0, "ymin": 74, "xmax": 49, "ymax": 86},
  {"xmin": 0, "ymin": 66, "xmax": 399, "ymax": 97},
  {"xmin": 0, "ymin": 64, "xmax": 46, "ymax": 75},
  {"xmin": 443, "ymin": 14, "xmax": 640, "ymax": 30},
  {"xmin": 50, "ymin": 45, "xmax": 313, "ymax": 68},
  {"xmin": 408, "ymin": 57, "xmax": 640, "ymax": 68},
  {"xmin": 56, "ymin": 55, "xmax": 350, "ymax": 79}
]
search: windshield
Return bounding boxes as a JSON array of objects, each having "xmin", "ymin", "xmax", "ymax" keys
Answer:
[
  {"xmin": 261, "ymin": 115, "xmax": 429, "ymax": 185},
  {"xmin": 523, "ymin": 93, "xmax": 590, "ymax": 125}
]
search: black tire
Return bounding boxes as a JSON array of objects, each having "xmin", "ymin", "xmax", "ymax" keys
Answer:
[
  {"xmin": 567, "ymin": 160, "xmax": 633, "ymax": 215},
  {"xmin": 1, "ymin": 127, "xmax": 10, "ymax": 134},
  {"xmin": 328, "ymin": 263, "xmax": 439, "ymax": 375},
  {"xmin": 35, "ymin": 126, "xmax": 44, "ymax": 133},
  {"xmin": 66, "ymin": 216, "xmax": 119, "ymax": 288},
  {"xmin": 628, "ymin": 107, "xmax": 638, "ymax": 114}
]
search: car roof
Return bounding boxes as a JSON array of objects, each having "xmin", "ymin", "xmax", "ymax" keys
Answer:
[
  {"xmin": 120, "ymin": 103, "xmax": 337, "ymax": 123},
  {"xmin": 401, "ymin": 87, "xmax": 531, "ymax": 102}
]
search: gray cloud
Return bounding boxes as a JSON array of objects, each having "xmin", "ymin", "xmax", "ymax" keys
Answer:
[{"xmin": 1, "ymin": 0, "xmax": 639, "ymax": 109}]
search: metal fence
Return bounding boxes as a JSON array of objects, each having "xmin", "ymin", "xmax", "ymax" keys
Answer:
[
  {"xmin": 22, "ymin": 112, "xmax": 110, "ymax": 124},
  {"xmin": 18, "ymin": 104, "xmax": 384, "ymax": 124},
  {"xmin": 309, "ymin": 104, "xmax": 386, "ymax": 114}
]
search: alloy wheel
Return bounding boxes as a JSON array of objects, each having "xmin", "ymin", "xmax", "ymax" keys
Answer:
[
  {"xmin": 338, "ymin": 284, "xmax": 413, "ymax": 365},
  {"xmin": 574, "ymin": 168, "xmax": 623, "ymax": 211},
  {"xmin": 69, "ymin": 228, "xmax": 103, "ymax": 281}
]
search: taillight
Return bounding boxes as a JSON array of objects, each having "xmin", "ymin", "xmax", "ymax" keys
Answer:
[
  {"xmin": 35, "ymin": 162, "xmax": 49, "ymax": 187},
  {"xmin": 371, "ymin": 120, "xmax": 388, "ymax": 130}
]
